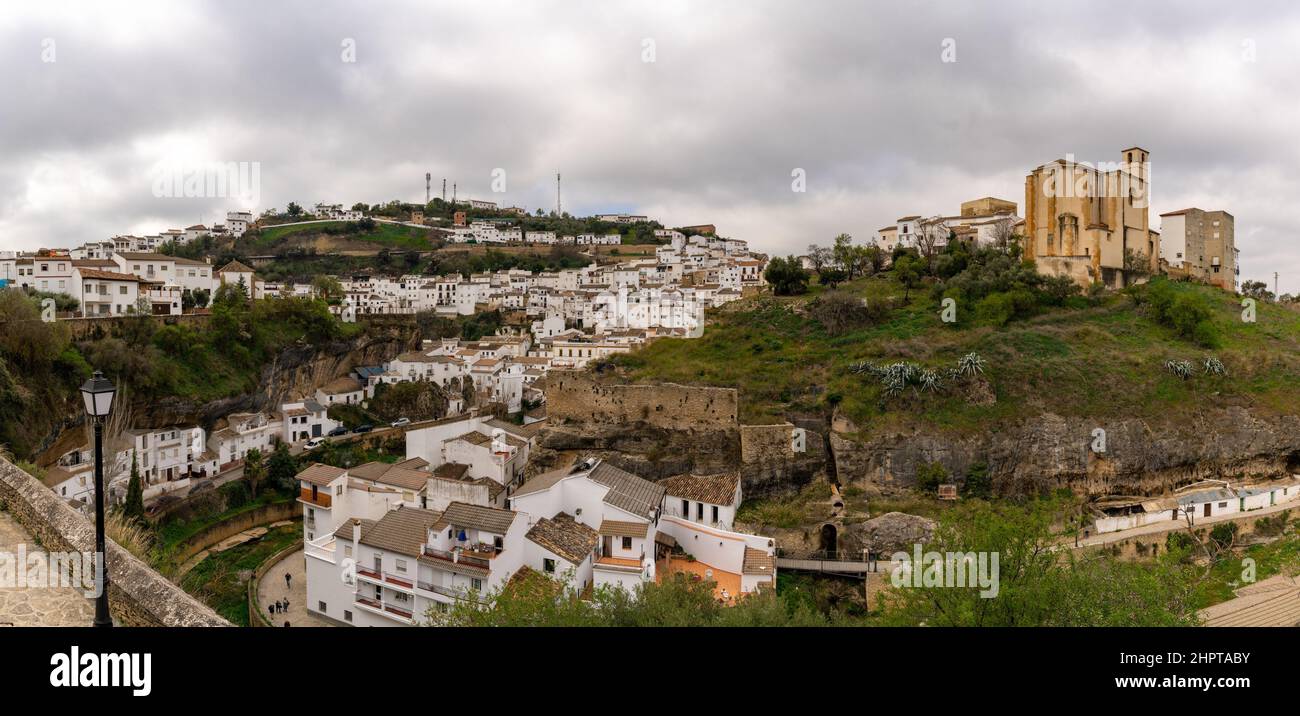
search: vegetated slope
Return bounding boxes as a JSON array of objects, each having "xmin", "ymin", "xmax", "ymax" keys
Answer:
[
  {"xmin": 616, "ymin": 274, "xmax": 1300, "ymax": 432},
  {"xmin": 612, "ymin": 252, "xmax": 1300, "ymax": 495}
]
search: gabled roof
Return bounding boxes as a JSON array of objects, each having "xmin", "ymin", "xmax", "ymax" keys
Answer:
[
  {"xmin": 217, "ymin": 260, "xmax": 255, "ymax": 274},
  {"xmin": 435, "ymin": 501, "xmax": 517, "ymax": 535},
  {"xmin": 357, "ymin": 507, "xmax": 442, "ymax": 557},
  {"xmin": 297, "ymin": 463, "xmax": 346, "ymax": 487},
  {"xmin": 659, "ymin": 472, "xmax": 740, "ymax": 506},
  {"xmin": 349, "ymin": 461, "xmax": 429, "ymax": 491},
  {"xmin": 590, "ymin": 461, "xmax": 665, "ymax": 519},
  {"xmin": 526, "ymin": 513, "xmax": 599, "ymax": 563}
]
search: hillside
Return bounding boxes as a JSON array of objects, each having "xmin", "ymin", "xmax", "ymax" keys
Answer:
[{"xmin": 610, "ymin": 249, "xmax": 1300, "ymax": 496}]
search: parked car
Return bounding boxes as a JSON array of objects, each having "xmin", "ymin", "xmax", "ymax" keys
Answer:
[
  {"xmin": 327, "ymin": 426, "xmax": 348, "ymax": 437},
  {"xmin": 390, "ymin": 417, "xmax": 411, "ymax": 428},
  {"xmin": 304, "ymin": 437, "xmax": 326, "ymax": 449},
  {"xmin": 353, "ymin": 424, "xmax": 374, "ymax": 434}
]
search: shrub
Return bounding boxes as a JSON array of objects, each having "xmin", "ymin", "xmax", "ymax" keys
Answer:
[
  {"xmin": 916, "ymin": 462, "xmax": 949, "ymax": 493},
  {"xmin": 219, "ymin": 480, "xmax": 251, "ymax": 510}
]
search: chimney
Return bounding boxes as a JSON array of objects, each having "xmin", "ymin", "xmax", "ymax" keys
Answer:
[{"xmin": 352, "ymin": 518, "xmax": 361, "ymax": 552}]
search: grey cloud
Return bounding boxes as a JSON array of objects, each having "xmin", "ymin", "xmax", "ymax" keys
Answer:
[{"xmin": 2, "ymin": 0, "xmax": 1298, "ymax": 291}]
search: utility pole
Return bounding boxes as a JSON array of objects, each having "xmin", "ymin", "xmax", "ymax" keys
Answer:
[
  {"xmin": 453, "ymin": 183, "xmax": 457, "ymax": 205},
  {"xmin": 1275, "ymin": 272, "xmax": 1279, "ymax": 300},
  {"xmin": 556, "ymin": 172, "xmax": 562, "ymax": 217},
  {"xmin": 425, "ymin": 173, "xmax": 431, "ymax": 205},
  {"xmin": 442, "ymin": 178, "xmax": 447, "ymax": 202}
]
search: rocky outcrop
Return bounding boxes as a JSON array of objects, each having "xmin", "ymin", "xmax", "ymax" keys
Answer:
[
  {"xmin": 832, "ymin": 407, "xmax": 1300, "ymax": 498},
  {"xmin": 534, "ymin": 423, "xmax": 741, "ymax": 482},
  {"xmin": 842, "ymin": 512, "xmax": 937, "ymax": 557},
  {"xmin": 132, "ymin": 330, "xmax": 413, "ymax": 433}
]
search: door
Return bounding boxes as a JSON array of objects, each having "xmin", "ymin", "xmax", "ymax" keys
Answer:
[
  {"xmin": 312, "ymin": 424, "xmax": 321, "ymax": 437},
  {"xmin": 1203, "ymin": 503, "xmax": 1211, "ymax": 518},
  {"xmin": 602, "ymin": 536, "xmax": 612, "ymax": 556}
]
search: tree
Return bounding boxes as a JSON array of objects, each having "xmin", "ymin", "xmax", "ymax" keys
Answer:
[
  {"xmin": 123, "ymin": 453, "xmax": 145, "ymax": 520},
  {"xmin": 763, "ymin": 256, "xmax": 809, "ymax": 296},
  {"xmin": 286, "ymin": 202, "xmax": 303, "ymax": 217},
  {"xmin": 1241, "ymin": 280, "xmax": 1274, "ymax": 302},
  {"xmin": 876, "ymin": 498, "xmax": 1199, "ymax": 626},
  {"xmin": 267, "ymin": 442, "xmax": 300, "ymax": 494},
  {"xmin": 311, "ymin": 275, "xmax": 344, "ymax": 301},
  {"xmin": 988, "ymin": 216, "xmax": 1017, "ymax": 250},
  {"xmin": 1124, "ymin": 248, "xmax": 1152, "ymax": 278},
  {"xmin": 831, "ymin": 234, "xmax": 856, "ymax": 278},
  {"xmin": 244, "ymin": 447, "xmax": 266, "ymax": 499},
  {"xmin": 963, "ymin": 461, "xmax": 992, "ymax": 499},
  {"xmin": 806, "ymin": 244, "xmax": 833, "ymax": 275},
  {"xmin": 893, "ymin": 254, "xmax": 923, "ymax": 302},
  {"xmin": 915, "ymin": 217, "xmax": 949, "ymax": 270}
]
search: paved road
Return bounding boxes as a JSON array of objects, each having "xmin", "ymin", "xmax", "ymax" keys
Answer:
[
  {"xmin": 256, "ymin": 548, "xmax": 330, "ymax": 627},
  {"xmin": 0, "ymin": 511, "xmax": 96, "ymax": 626}
]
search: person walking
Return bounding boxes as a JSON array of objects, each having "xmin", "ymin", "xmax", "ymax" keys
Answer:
[{"xmin": 285, "ymin": 572, "xmax": 292, "ymax": 590}]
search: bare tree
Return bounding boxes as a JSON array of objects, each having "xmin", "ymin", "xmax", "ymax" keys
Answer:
[
  {"xmin": 915, "ymin": 216, "xmax": 949, "ymax": 269},
  {"xmin": 988, "ymin": 216, "xmax": 1016, "ymax": 250}
]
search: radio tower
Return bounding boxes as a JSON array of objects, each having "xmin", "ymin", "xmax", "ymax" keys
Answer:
[
  {"xmin": 442, "ymin": 178, "xmax": 447, "ymax": 202},
  {"xmin": 425, "ymin": 173, "xmax": 431, "ymax": 204},
  {"xmin": 556, "ymin": 172, "xmax": 562, "ymax": 217},
  {"xmin": 453, "ymin": 183, "xmax": 457, "ymax": 205}
]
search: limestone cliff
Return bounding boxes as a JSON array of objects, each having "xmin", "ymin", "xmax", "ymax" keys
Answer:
[{"xmin": 830, "ymin": 407, "xmax": 1300, "ymax": 497}]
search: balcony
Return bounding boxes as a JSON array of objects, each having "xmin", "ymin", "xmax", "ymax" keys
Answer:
[
  {"xmin": 355, "ymin": 596, "xmax": 414, "ymax": 623},
  {"xmin": 298, "ymin": 487, "xmax": 332, "ymax": 508},
  {"xmin": 422, "ymin": 546, "xmax": 491, "ymax": 570},
  {"xmin": 356, "ymin": 565, "xmax": 414, "ymax": 590}
]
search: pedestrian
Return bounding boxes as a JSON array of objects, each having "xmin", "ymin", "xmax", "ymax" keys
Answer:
[
  {"xmin": 284, "ymin": 621, "xmax": 290, "ymax": 627},
  {"xmin": 267, "ymin": 604, "xmax": 274, "ymax": 618},
  {"xmin": 285, "ymin": 572, "xmax": 292, "ymax": 589}
]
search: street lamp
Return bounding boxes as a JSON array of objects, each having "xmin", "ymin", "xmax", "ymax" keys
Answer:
[{"xmin": 79, "ymin": 370, "xmax": 116, "ymax": 628}]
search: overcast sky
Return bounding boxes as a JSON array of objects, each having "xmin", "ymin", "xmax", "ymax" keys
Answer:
[{"xmin": 2, "ymin": 0, "xmax": 1298, "ymax": 292}]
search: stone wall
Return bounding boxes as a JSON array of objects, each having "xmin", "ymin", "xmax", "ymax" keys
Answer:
[
  {"xmin": 546, "ymin": 371, "xmax": 738, "ymax": 430},
  {"xmin": 167, "ymin": 500, "xmax": 300, "ymax": 566},
  {"xmin": 0, "ymin": 458, "xmax": 229, "ymax": 627}
]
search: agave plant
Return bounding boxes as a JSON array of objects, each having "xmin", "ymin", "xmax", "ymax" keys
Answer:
[
  {"xmin": 957, "ymin": 352, "xmax": 986, "ymax": 377},
  {"xmin": 1165, "ymin": 359, "xmax": 1193, "ymax": 380},
  {"xmin": 918, "ymin": 369, "xmax": 942, "ymax": 393},
  {"xmin": 1203, "ymin": 356, "xmax": 1226, "ymax": 376}
]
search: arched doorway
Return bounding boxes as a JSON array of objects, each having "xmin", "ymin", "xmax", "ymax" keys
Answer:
[{"xmin": 820, "ymin": 523, "xmax": 838, "ymax": 559}]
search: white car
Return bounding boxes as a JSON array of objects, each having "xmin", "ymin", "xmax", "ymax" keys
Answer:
[
  {"xmin": 304, "ymin": 437, "xmax": 326, "ymax": 449},
  {"xmin": 390, "ymin": 418, "xmax": 411, "ymax": 428}
]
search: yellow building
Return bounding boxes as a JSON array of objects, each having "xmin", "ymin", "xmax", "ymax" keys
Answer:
[{"xmin": 1023, "ymin": 147, "xmax": 1159, "ymax": 289}]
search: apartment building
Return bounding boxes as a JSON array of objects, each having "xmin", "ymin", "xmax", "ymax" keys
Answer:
[{"xmin": 1159, "ymin": 208, "xmax": 1237, "ymax": 291}]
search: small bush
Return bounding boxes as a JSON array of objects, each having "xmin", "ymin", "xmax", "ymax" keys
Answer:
[{"xmin": 219, "ymin": 480, "xmax": 251, "ymax": 510}]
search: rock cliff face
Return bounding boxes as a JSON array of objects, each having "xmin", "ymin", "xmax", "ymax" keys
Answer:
[
  {"xmin": 534, "ymin": 423, "xmax": 742, "ymax": 482},
  {"xmin": 831, "ymin": 407, "xmax": 1300, "ymax": 497},
  {"xmin": 136, "ymin": 330, "xmax": 413, "ymax": 431},
  {"xmin": 35, "ymin": 325, "xmax": 416, "ymax": 463}
]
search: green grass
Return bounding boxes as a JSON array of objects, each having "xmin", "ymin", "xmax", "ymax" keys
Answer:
[
  {"xmin": 1190, "ymin": 529, "xmax": 1300, "ymax": 610},
  {"xmin": 613, "ymin": 275, "xmax": 1300, "ymax": 434},
  {"xmin": 178, "ymin": 524, "xmax": 301, "ymax": 626},
  {"xmin": 152, "ymin": 491, "xmax": 295, "ymax": 565},
  {"xmin": 249, "ymin": 220, "xmax": 437, "ymax": 252}
]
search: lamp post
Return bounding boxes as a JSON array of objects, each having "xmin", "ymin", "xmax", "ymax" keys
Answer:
[{"xmin": 80, "ymin": 370, "xmax": 116, "ymax": 628}]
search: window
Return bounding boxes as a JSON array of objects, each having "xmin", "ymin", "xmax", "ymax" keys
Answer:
[
  {"xmin": 344, "ymin": 545, "xmax": 352, "ymax": 558},
  {"xmin": 621, "ymin": 536, "xmax": 632, "ymax": 550},
  {"xmin": 395, "ymin": 559, "xmax": 407, "ymax": 573},
  {"xmin": 711, "ymin": 505, "xmax": 719, "ymax": 523},
  {"xmin": 471, "ymin": 578, "xmax": 483, "ymax": 592},
  {"xmin": 318, "ymin": 601, "xmax": 327, "ymax": 612},
  {"xmin": 696, "ymin": 502, "xmax": 703, "ymax": 520},
  {"xmin": 681, "ymin": 499, "xmax": 688, "ymax": 516},
  {"xmin": 343, "ymin": 610, "xmax": 352, "ymax": 622},
  {"xmin": 543, "ymin": 558, "xmax": 556, "ymax": 574}
]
